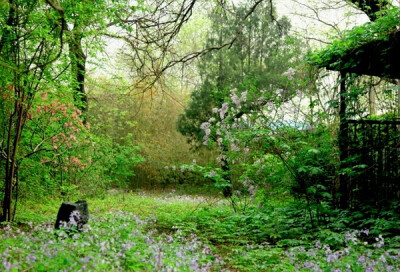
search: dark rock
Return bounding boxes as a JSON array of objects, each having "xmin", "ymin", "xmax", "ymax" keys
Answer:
[{"xmin": 55, "ymin": 200, "xmax": 89, "ymax": 231}]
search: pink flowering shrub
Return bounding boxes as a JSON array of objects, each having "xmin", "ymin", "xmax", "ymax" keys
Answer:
[{"xmin": 17, "ymin": 94, "xmax": 94, "ymax": 197}]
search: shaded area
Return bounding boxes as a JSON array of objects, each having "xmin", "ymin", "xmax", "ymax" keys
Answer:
[
  {"xmin": 343, "ymin": 120, "xmax": 400, "ymax": 207},
  {"xmin": 324, "ymin": 31, "xmax": 400, "ymax": 80},
  {"xmin": 319, "ymin": 27, "xmax": 400, "ymax": 208}
]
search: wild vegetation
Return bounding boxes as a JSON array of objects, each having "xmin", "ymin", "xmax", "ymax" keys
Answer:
[{"xmin": 1, "ymin": 0, "xmax": 399, "ymax": 271}]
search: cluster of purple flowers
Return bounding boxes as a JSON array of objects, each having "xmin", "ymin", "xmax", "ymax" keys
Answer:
[
  {"xmin": 284, "ymin": 230, "xmax": 400, "ymax": 271},
  {"xmin": 0, "ymin": 211, "xmax": 223, "ymax": 271}
]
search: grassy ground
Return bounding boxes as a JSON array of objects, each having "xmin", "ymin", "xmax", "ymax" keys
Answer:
[{"xmin": 1, "ymin": 190, "xmax": 399, "ymax": 271}]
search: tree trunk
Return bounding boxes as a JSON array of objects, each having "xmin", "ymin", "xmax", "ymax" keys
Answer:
[
  {"xmin": 369, "ymin": 86, "xmax": 376, "ymax": 116},
  {"xmin": 398, "ymin": 3, "xmax": 400, "ymax": 120},
  {"xmin": 69, "ymin": 23, "xmax": 87, "ymax": 113},
  {"xmin": 2, "ymin": 95, "xmax": 25, "ymax": 222},
  {"xmin": 1, "ymin": 0, "xmax": 17, "ymax": 222},
  {"xmin": 339, "ymin": 72, "xmax": 349, "ymax": 209}
]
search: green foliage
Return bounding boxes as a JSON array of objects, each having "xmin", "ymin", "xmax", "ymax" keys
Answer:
[
  {"xmin": 1, "ymin": 212, "xmax": 220, "ymax": 271},
  {"xmin": 309, "ymin": 7, "xmax": 399, "ymax": 69},
  {"xmin": 178, "ymin": 0, "xmax": 301, "ymax": 146},
  {"xmin": 289, "ymin": 127, "xmax": 339, "ymax": 207},
  {"xmin": 3, "ymin": 192, "xmax": 400, "ymax": 271},
  {"xmin": 1, "ymin": 2, "xmax": 399, "ymax": 271},
  {"xmin": 81, "ymin": 137, "xmax": 144, "ymax": 193},
  {"xmin": 0, "ymin": 0, "xmax": 135, "ymax": 220},
  {"xmin": 183, "ymin": 78, "xmax": 340, "ymax": 220},
  {"xmin": 87, "ymin": 77, "xmax": 212, "ymax": 190}
]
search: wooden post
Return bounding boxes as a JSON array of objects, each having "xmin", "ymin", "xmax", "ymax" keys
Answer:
[
  {"xmin": 339, "ymin": 71, "xmax": 349, "ymax": 209},
  {"xmin": 398, "ymin": 2, "xmax": 400, "ymax": 120}
]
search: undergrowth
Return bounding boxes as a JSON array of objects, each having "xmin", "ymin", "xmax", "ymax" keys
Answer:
[{"xmin": 1, "ymin": 191, "xmax": 399, "ymax": 271}]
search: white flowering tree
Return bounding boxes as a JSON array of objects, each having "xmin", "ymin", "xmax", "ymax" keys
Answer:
[{"xmin": 180, "ymin": 65, "xmax": 338, "ymax": 224}]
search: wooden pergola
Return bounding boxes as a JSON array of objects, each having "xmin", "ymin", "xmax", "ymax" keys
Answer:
[
  {"xmin": 321, "ymin": 30, "xmax": 400, "ymax": 208},
  {"xmin": 324, "ymin": 31, "xmax": 400, "ymax": 79}
]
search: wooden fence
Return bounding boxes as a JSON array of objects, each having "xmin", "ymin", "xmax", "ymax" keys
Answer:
[{"xmin": 342, "ymin": 120, "xmax": 400, "ymax": 207}]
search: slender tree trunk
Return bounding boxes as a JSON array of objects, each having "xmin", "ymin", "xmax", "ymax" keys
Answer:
[
  {"xmin": 3, "ymin": 115, "xmax": 15, "ymax": 222},
  {"xmin": 397, "ymin": 77, "xmax": 400, "ymax": 116},
  {"xmin": 339, "ymin": 72, "xmax": 349, "ymax": 209},
  {"xmin": 369, "ymin": 86, "xmax": 376, "ymax": 116},
  {"xmin": 220, "ymin": 144, "xmax": 232, "ymax": 198},
  {"xmin": 1, "ymin": 0, "xmax": 17, "ymax": 222},
  {"xmin": 69, "ymin": 23, "xmax": 87, "ymax": 113},
  {"xmin": 2, "ymin": 89, "xmax": 25, "ymax": 222}
]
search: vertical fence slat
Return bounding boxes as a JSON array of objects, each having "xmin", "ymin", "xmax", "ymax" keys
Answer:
[{"xmin": 345, "ymin": 120, "xmax": 400, "ymax": 207}]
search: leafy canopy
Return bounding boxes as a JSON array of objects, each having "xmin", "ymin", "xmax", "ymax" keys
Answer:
[{"xmin": 308, "ymin": 7, "xmax": 399, "ymax": 69}]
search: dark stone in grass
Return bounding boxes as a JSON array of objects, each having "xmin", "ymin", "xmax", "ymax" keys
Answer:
[{"xmin": 55, "ymin": 200, "xmax": 89, "ymax": 232}]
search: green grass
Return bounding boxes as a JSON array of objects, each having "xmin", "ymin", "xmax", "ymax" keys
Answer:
[{"xmin": 2, "ymin": 190, "xmax": 400, "ymax": 271}]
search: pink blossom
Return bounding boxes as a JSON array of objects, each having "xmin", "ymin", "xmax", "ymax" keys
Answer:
[
  {"xmin": 41, "ymin": 92, "xmax": 48, "ymax": 101},
  {"xmin": 71, "ymin": 157, "xmax": 80, "ymax": 164},
  {"xmin": 69, "ymin": 134, "xmax": 77, "ymax": 142},
  {"xmin": 64, "ymin": 122, "xmax": 72, "ymax": 128}
]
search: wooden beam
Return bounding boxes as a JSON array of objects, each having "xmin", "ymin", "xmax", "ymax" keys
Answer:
[{"xmin": 326, "ymin": 31, "xmax": 400, "ymax": 79}]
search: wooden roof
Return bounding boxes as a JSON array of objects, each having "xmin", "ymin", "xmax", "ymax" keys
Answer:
[{"xmin": 324, "ymin": 30, "xmax": 400, "ymax": 79}]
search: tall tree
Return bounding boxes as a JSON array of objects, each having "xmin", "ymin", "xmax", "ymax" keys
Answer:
[
  {"xmin": 0, "ymin": 0, "xmax": 68, "ymax": 221},
  {"xmin": 0, "ymin": 0, "xmax": 273, "ymax": 221},
  {"xmin": 0, "ymin": 0, "xmax": 112, "ymax": 221},
  {"xmin": 178, "ymin": 0, "xmax": 300, "ymax": 146},
  {"xmin": 176, "ymin": 0, "xmax": 302, "ymax": 197}
]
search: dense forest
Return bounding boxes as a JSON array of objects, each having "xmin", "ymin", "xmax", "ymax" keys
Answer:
[{"xmin": 1, "ymin": 0, "xmax": 399, "ymax": 271}]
